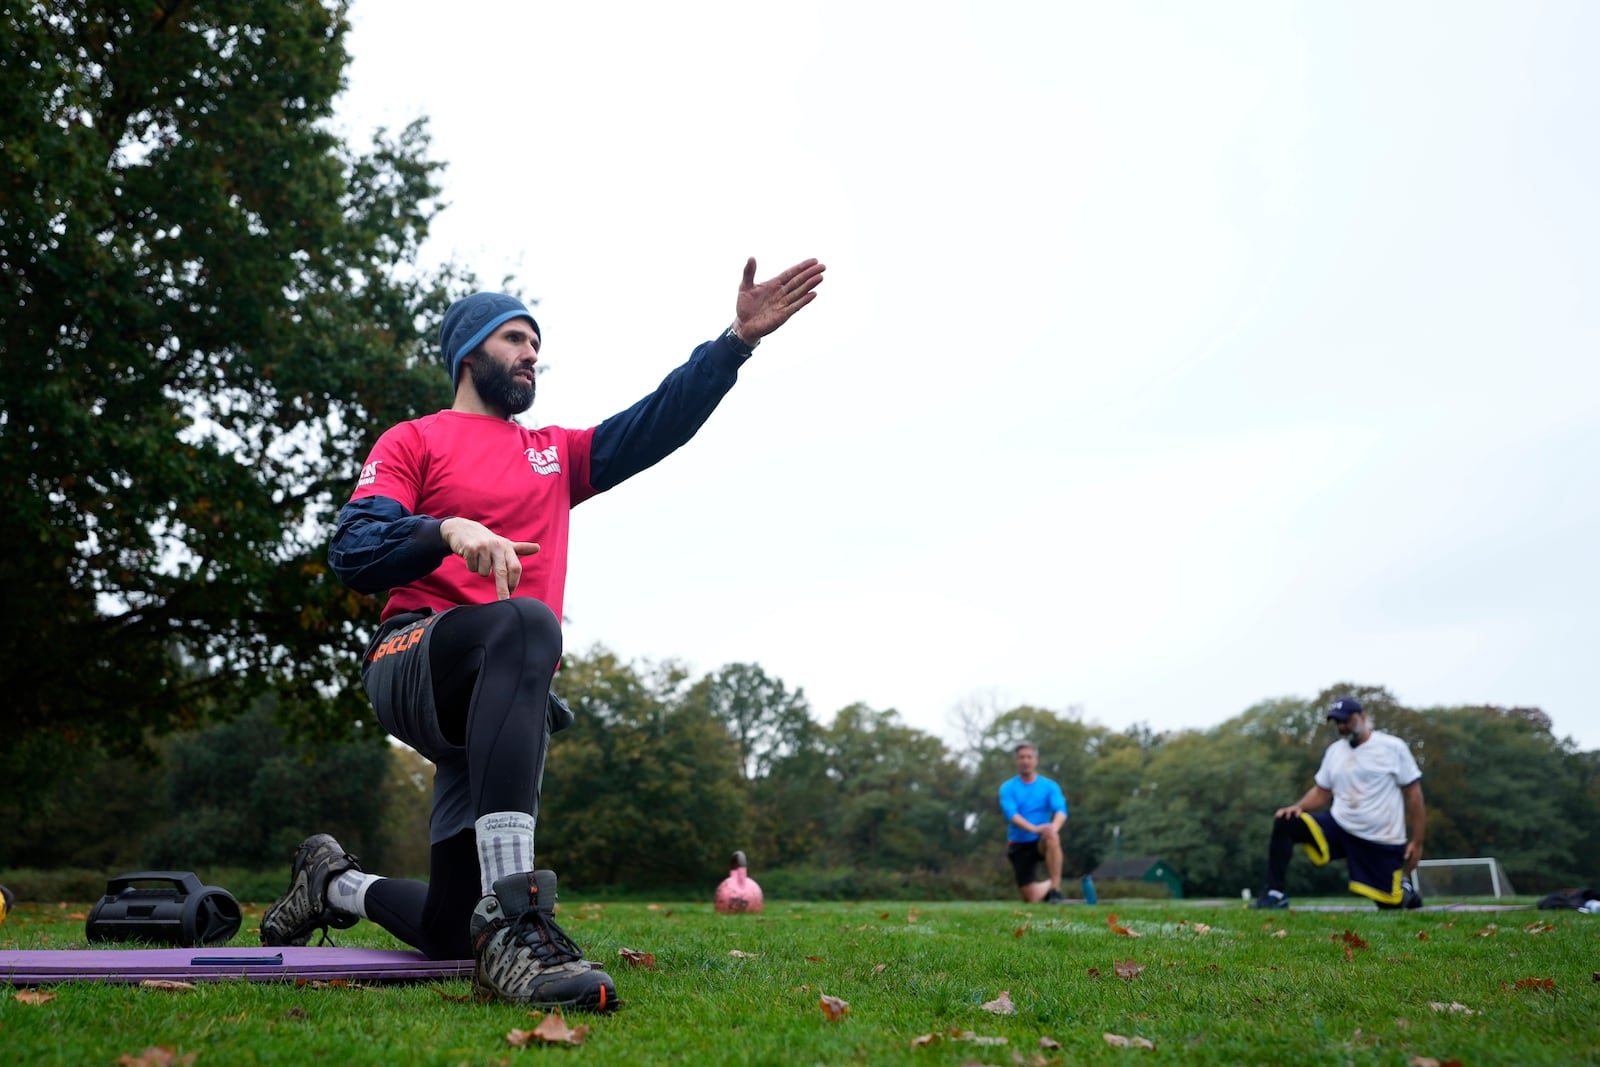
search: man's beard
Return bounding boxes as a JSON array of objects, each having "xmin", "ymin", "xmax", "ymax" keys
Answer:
[{"xmin": 470, "ymin": 354, "xmax": 535, "ymax": 415}]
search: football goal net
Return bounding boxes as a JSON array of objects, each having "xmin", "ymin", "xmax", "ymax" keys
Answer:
[{"xmin": 1412, "ymin": 857, "xmax": 1516, "ymax": 899}]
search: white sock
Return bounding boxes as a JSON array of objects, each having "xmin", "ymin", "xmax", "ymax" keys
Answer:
[
  {"xmin": 1266, "ymin": 889, "xmax": 1286, "ymax": 899},
  {"xmin": 476, "ymin": 811, "xmax": 537, "ymax": 895},
  {"xmin": 329, "ymin": 870, "xmax": 381, "ymax": 918}
]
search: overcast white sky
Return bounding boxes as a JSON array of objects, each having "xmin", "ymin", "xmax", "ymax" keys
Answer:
[{"xmin": 334, "ymin": 1, "xmax": 1599, "ymax": 752}]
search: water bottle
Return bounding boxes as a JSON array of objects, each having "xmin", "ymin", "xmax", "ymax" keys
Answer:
[{"xmin": 1081, "ymin": 876, "xmax": 1097, "ymax": 905}]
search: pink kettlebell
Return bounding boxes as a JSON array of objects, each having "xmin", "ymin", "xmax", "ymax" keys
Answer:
[{"xmin": 714, "ymin": 850, "xmax": 764, "ymax": 914}]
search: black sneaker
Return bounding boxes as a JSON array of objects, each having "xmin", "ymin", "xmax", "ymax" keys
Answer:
[
  {"xmin": 261, "ymin": 833, "xmax": 362, "ymax": 947},
  {"xmin": 1249, "ymin": 891, "xmax": 1290, "ymax": 909},
  {"xmin": 471, "ymin": 871, "xmax": 618, "ymax": 1012},
  {"xmin": 1400, "ymin": 880, "xmax": 1424, "ymax": 910},
  {"xmin": 1041, "ymin": 888, "xmax": 1068, "ymax": 905}
]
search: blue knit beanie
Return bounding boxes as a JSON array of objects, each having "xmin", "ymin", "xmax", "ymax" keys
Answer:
[{"xmin": 439, "ymin": 292, "xmax": 541, "ymax": 386}]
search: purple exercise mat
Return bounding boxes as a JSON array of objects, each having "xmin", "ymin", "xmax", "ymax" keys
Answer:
[{"xmin": 0, "ymin": 946, "xmax": 473, "ymax": 986}]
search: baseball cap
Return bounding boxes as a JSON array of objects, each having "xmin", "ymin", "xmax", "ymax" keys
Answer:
[{"xmin": 1326, "ymin": 698, "xmax": 1364, "ymax": 721}]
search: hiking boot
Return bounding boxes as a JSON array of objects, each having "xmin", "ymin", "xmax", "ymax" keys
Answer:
[
  {"xmin": 1249, "ymin": 890, "xmax": 1290, "ymax": 909},
  {"xmin": 261, "ymin": 833, "xmax": 362, "ymax": 947},
  {"xmin": 1041, "ymin": 888, "xmax": 1068, "ymax": 905},
  {"xmin": 471, "ymin": 870, "xmax": 617, "ymax": 1011}
]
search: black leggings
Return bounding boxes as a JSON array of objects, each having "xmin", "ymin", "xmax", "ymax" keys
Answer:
[
  {"xmin": 365, "ymin": 599, "xmax": 561, "ymax": 959},
  {"xmin": 365, "ymin": 831, "xmax": 479, "ymax": 960}
]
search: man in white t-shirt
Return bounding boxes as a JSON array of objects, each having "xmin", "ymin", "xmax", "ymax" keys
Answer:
[{"xmin": 1250, "ymin": 698, "xmax": 1426, "ymax": 909}]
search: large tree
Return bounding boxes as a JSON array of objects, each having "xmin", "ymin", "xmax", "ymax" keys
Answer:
[{"xmin": 1, "ymin": 1, "xmax": 456, "ymax": 752}]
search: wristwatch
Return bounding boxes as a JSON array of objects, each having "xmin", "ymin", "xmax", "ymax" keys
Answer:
[{"xmin": 723, "ymin": 323, "xmax": 760, "ymax": 353}]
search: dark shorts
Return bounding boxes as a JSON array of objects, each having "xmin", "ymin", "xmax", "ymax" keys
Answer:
[
  {"xmin": 1007, "ymin": 841, "xmax": 1046, "ymax": 887},
  {"xmin": 1296, "ymin": 811, "xmax": 1408, "ymax": 906},
  {"xmin": 360, "ymin": 604, "xmax": 575, "ymax": 846},
  {"xmin": 360, "ymin": 609, "xmax": 465, "ymax": 843}
]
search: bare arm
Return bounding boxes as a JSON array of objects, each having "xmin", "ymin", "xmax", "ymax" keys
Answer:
[
  {"xmin": 1274, "ymin": 784, "xmax": 1332, "ymax": 820},
  {"xmin": 1402, "ymin": 780, "xmax": 1425, "ymax": 871}
]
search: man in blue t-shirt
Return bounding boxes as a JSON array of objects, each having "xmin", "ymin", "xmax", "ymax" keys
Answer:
[{"xmin": 998, "ymin": 741, "xmax": 1069, "ymax": 903}]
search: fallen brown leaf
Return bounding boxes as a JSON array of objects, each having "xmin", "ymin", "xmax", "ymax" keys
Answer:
[
  {"xmin": 431, "ymin": 985, "xmax": 472, "ymax": 1003},
  {"xmin": 1114, "ymin": 959, "xmax": 1145, "ymax": 981},
  {"xmin": 1506, "ymin": 977, "xmax": 1555, "ymax": 991},
  {"xmin": 13, "ymin": 990, "xmax": 57, "ymax": 1005},
  {"xmin": 1523, "ymin": 922, "xmax": 1555, "ymax": 934},
  {"xmin": 1272, "ymin": 929, "xmax": 1289, "ymax": 938},
  {"xmin": 116, "ymin": 1047, "xmax": 196, "ymax": 1067},
  {"xmin": 1416, "ymin": 931, "xmax": 1429, "ymax": 941},
  {"xmin": 1039, "ymin": 1036, "xmax": 1062, "ymax": 1049},
  {"xmin": 1475, "ymin": 924, "xmax": 1498, "ymax": 937},
  {"xmin": 533, "ymin": 1009, "xmax": 589, "ymax": 1045},
  {"xmin": 907, "ymin": 908, "xmax": 921, "ymax": 924},
  {"xmin": 618, "ymin": 946, "xmax": 656, "ymax": 969},
  {"xmin": 507, "ymin": 1010, "xmax": 589, "ymax": 1047},
  {"xmin": 805, "ymin": 955, "xmax": 826, "ymax": 962},
  {"xmin": 138, "ymin": 980, "xmax": 196, "ymax": 992},
  {"xmin": 819, "ymin": 993, "xmax": 850, "ymax": 1021},
  {"xmin": 909, "ymin": 1033, "xmax": 939, "ymax": 1047},
  {"xmin": 1106, "ymin": 913, "xmax": 1142, "ymax": 938},
  {"xmin": 1104, "ymin": 1032, "xmax": 1156, "ymax": 1049},
  {"xmin": 1192, "ymin": 923, "xmax": 1211, "ymax": 935},
  {"xmin": 979, "ymin": 990, "xmax": 1015, "ymax": 1015},
  {"xmin": 1013, "ymin": 926, "xmax": 1028, "ymax": 938},
  {"xmin": 728, "ymin": 949, "xmax": 758, "ymax": 958},
  {"xmin": 1408, "ymin": 1057, "xmax": 1464, "ymax": 1067},
  {"xmin": 872, "ymin": 963, "xmax": 887, "ymax": 974},
  {"xmin": 1339, "ymin": 930, "xmax": 1369, "ymax": 950}
]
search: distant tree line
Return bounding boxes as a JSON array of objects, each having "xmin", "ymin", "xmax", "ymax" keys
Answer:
[{"xmin": 4, "ymin": 658, "xmax": 1594, "ymax": 900}]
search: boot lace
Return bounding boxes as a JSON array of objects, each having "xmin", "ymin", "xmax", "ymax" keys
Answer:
[{"xmin": 506, "ymin": 909, "xmax": 585, "ymax": 967}]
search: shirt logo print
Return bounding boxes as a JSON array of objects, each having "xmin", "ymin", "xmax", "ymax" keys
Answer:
[
  {"xmin": 357, "ymin": 459, "xmax": 382, "ymax": 487},
  {"xmin": 526, "ymin": 446, "xmax": 561, "ymax": 476}
]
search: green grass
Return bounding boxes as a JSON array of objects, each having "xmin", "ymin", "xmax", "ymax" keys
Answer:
[{"xmin": 3, "ymin": 896, "xmax": 1597, "ymax": 1065}]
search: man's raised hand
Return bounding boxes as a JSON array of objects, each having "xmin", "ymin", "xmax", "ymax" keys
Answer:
[
  {"xmin": 733, "ymin": 257, "xmax": 826, "ymax": 344},
  {"xmin": 440, "ymin": 517, "xmax": 539, "ymax": 600}
]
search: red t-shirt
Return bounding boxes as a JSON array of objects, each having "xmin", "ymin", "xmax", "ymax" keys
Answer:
[{"xmin": 351, "ymin": 410, "xmax": 598, "ymax": 621}]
